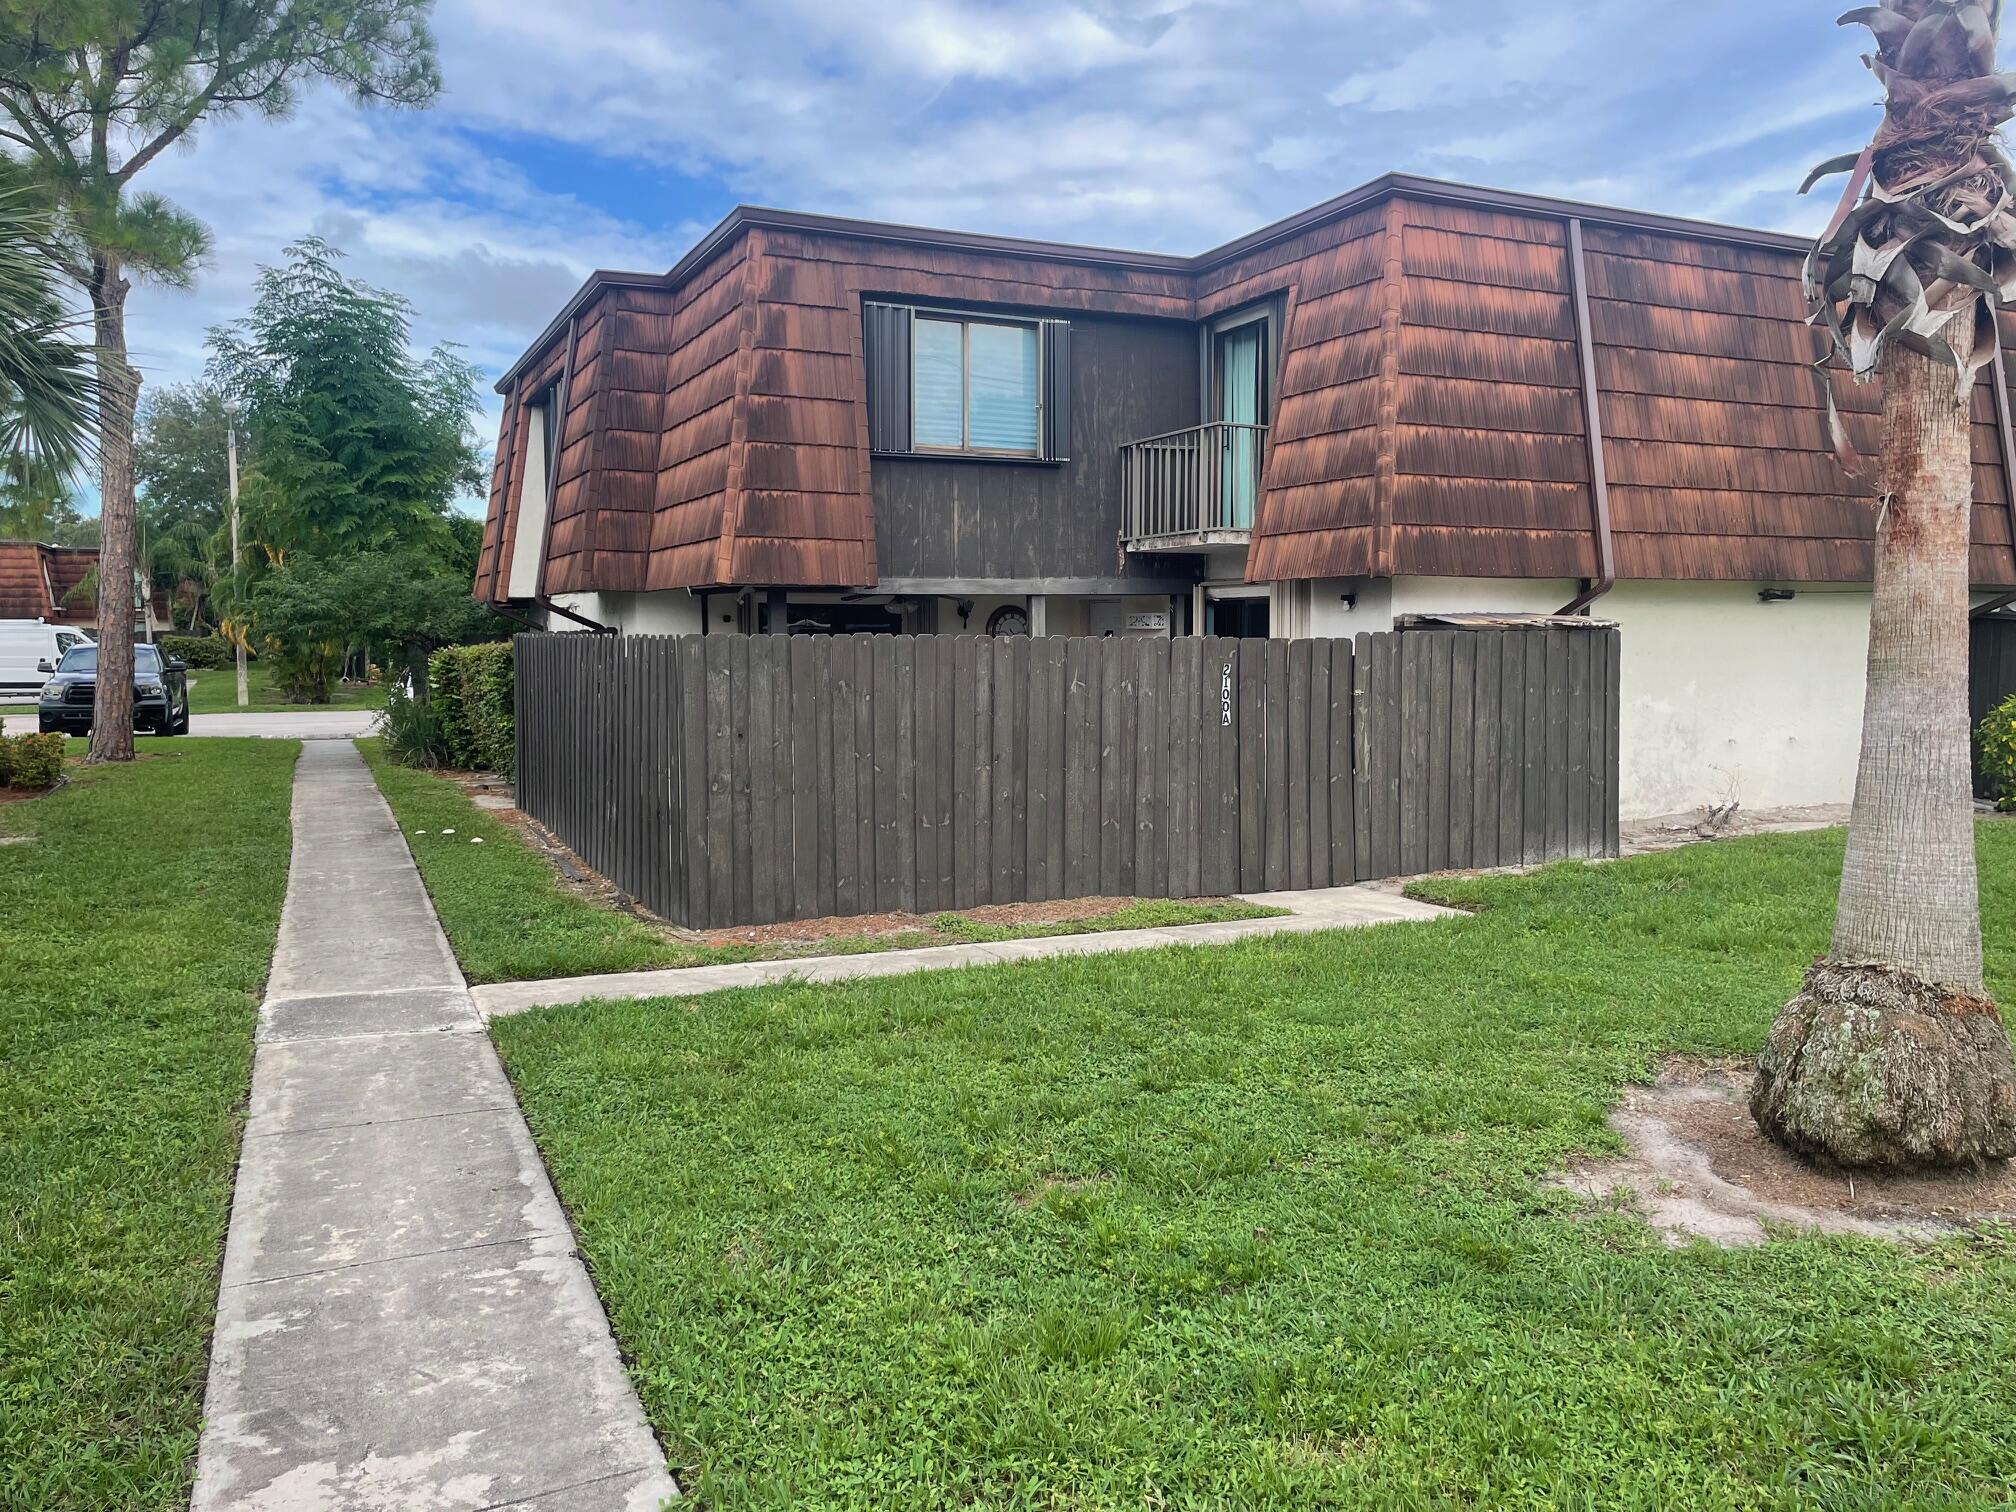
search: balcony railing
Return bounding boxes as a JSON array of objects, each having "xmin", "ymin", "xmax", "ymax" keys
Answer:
[{"xmin": 1120, "ymin": 420, "xmax": 1268, "ymax": 551}]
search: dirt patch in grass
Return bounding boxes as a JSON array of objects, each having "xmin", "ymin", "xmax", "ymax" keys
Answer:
[
  {"xmin": 702, "ymin": 895, "xmax": 1222, "ymax": 947},
  {"xmin": 1010, "ymin": 1172, "xmax": 1112, "ymax": 1209},
  {"xmin": 1555, "ymin": 1056, "xmax": 2016, "ymax": 1246}
]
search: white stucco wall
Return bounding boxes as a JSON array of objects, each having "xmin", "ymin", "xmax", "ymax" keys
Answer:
[
  {"xmin": 1367, "ymin": 577, "xmax": 1873, "ymax": 820},
  {"xmin": 504, "ymin": 413, "xmax": 548, "ymax": 602},
  {"xmin": 545, "ymin": 590, "xmax": 704, "ymax": 636},
  {"xmin": 613, "ymin": 591, "xmax": 704, "ymax": 635},
  {"xmin": 1605, "ymin": 582, "xmax": 1870, "ymax": 818}
]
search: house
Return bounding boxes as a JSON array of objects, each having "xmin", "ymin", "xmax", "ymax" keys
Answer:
[
  {"xmin": 0, "ymin": 540, "xmax": 171, "ymax": 638},
  {"xmin": 473, "ymin": 173, "xmax": 2016, "ymax": 820}
]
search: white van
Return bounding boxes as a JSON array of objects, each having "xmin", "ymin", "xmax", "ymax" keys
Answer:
[{"xmin": 0, "ymin": 620, "xmax": 95, "ymax": 697}]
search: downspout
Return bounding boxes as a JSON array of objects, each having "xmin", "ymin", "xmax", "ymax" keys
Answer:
[
  {"xmin": 532, "ymin": 313, "xmax": 615, "ymax": 634},
  {"xmin": 1557, "ymin": 217, "xmax": 1617, "ymax": 616},
  {"xmin": 1980, "ymin": 330, "xmax": 2016, "ymax": 619}
]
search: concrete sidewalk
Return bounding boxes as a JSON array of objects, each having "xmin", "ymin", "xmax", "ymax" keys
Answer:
[
  {"xmin": 193, "ymin": 741, "xmax": 675, "ymax": 1512},
  {"xmin": 475, "ymin": 884, "xmax": 1455, "ymax": 1020}
]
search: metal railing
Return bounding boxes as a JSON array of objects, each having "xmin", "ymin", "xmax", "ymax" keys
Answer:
[{"xmin": 1120, "ymin": 420, "xmax": 1268, "ymax": 549}]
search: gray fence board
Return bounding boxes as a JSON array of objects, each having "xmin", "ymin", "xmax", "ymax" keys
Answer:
[{"xmin": 515, "ymin": 625, "xmax": 1620, "ymax": 927}]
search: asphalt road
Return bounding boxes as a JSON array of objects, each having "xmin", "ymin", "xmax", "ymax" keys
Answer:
[{"xmin": 2, "ymin": 709, "xmax": 379, "ymax": 740}]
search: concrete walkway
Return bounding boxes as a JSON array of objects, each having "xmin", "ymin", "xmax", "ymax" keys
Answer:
[
  {"xmin": 475, "ymin": 884, "xmax": 1455, "ymax": 1020},
  {"xmin": 193, "ymin": 741, "xmax": 675, "ymax": 1512}
]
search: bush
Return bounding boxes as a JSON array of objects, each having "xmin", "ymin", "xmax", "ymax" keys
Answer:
[
  {"xmin": 0, "ymin": 732, "xmax": 65, "ymax": 791},
  {"xmin": 160, "ymin": 635, "xmax": 236, "ymax": 669},
  {"xmin": 379, "ymin": 680, "xmax": 446, "ymax": 769},
  {"xmin": 1980, "ymin": 692, "xmax": 2016, "ymax": 812},
  {"xmin": 427, "ymin": 641, "xmax": 514, "ymax": 776}
]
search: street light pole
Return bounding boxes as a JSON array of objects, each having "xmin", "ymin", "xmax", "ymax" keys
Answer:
[{"xmin": 228, "ymin": 416, "xmax": 247, "ymax": 709}]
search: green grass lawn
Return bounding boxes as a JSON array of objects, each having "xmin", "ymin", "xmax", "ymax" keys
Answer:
[
  {"xmin": 493, "ymin": 823, "xmax": 2016, "ymax": 1509},
  {"xmin": 0, "ymin": 739, "xmax": 297, "ymax": 1511},
  {"xmin": 358, "ymin": 738, "xmax": 1278, "ymax": 985},
  {"xmin": 182, "ymin": 663, "xmax": 388, "ymax": 716}
]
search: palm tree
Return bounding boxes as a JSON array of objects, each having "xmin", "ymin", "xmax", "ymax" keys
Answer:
[
  {"xmin": 1752, "ymin": 0, "xmax": 2016, "ymax": 1167},
  {"xmin": 0, "ymin": 188, "xmax": 95, "ymax": 479}
]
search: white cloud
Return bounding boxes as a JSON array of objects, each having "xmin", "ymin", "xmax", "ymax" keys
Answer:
[{"xmin": 94, "ymin": 0, "xmax": 1886, "ymax": 515}]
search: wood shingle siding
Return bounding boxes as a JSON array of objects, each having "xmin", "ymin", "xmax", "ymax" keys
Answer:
[{"xmin": 477, "ymin": 176, "xmax": 2016, "ymax": 604}]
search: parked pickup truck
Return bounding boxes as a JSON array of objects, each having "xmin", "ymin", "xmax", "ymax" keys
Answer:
[{"xmin": 37, "ymin": 642, "xmax": 190, "ymax": 736}]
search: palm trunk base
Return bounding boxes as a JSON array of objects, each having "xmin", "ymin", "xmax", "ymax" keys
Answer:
[{"xmin": 1752, "ymin": 963, "xmax": 2016, "ymax": 1169}]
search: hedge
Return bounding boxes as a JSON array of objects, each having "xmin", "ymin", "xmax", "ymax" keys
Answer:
[
  {"xmin": 160, "ymin": 635, "xmax": 238, "ymax": 669},
  {"xmin": 428, "ymin": 642, "xmax": 514, "ymax": 776},
  {"xmin": 1981, "ymin": 691, "xmax": 2016, "ymax": 813},
  {"xmin": 0, "ymin": 732, "xmax": 65, "ymax": 791}
]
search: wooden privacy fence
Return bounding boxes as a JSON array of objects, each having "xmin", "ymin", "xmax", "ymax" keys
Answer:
[{"xmin": 515, "ymin": 625, "xmax": 1620, "ymax": 930}]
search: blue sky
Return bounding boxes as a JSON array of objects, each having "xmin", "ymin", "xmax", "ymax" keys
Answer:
[{"xmin": 121, "ymin": 0, "xmax": 1883, "ymax": 509}]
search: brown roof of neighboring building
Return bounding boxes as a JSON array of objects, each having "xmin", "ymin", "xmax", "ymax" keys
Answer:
[
  {"xmin": 476, "ymin": 174, "xmax": 2016, "ymax": 601},
  {"xmin": 0, "ymin": 540, "xmax": 172, "ymax": 627},
  {"xmin": 0, "ymin": 540, "xmax": 59, "ymax": 619}
]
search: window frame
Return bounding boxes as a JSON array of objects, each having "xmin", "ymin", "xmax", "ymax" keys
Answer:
[{"xmin": 908, "ymin": 307, "xmax": 1045, "ymax": 460}]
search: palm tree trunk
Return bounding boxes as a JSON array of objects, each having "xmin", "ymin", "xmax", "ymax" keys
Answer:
[
  {"xmin": 86, "ymin": 260, "xmax": 138, "ymax": 764},
  {"xmin": 1751, "ymin": 346, "xmax": 2016, "ymax": 1167},
  {"xmin": 1834, "ymin": 347, "xmax": 1983, "ymax": 991}
]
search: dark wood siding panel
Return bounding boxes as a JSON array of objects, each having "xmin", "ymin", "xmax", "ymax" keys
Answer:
[{"xmin": 870, "ymin": 312, "xmax": 1198, "ymax": 581}]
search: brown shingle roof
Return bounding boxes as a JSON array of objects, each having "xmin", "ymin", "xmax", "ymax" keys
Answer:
[{"xmin": 478, "ymin": 175, "xmax": 2016, "ymax": 600}]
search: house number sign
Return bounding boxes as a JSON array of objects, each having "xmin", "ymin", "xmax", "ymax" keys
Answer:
[
  {"xmin": 1220, "ymin": 662, "xmax": 1234, "ymax": 726},
  {"xmin": 1125, "ymin": 611, "xmax": 1169, "ymax": 631}
]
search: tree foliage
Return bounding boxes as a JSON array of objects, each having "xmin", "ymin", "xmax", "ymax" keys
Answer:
[
  {"xmin": 0, "ymin": 459, "xmax": 92, "ymax": 541},
  {"xmin": 208, "ymin": 238, "xmax": 483, "ymax": 562},
  {"xmin": 1803, "ymin": 0, "xmax": 2016, "ymax": 447},
  {"xmin": 0, "ymin": 0, "xmax": 440, "ymax": 291},
  {"xmin": 244, "ymin": 551, "xmax": 498, "ymax": 703},
  {"xmin": 0, "ymin": 187, "xmax": 95, "ymax": 475},
  {"xmin": 135, "ymin": 380, "xmax": 231, "ymax": 628},
  {"xmin": 0, "ymin": 0, "xmax": 441, "ymax": 761}
]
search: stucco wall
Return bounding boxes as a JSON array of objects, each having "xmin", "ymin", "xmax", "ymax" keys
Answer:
[
  {"xmin": 1370, "ymin": 577, "xmax": 1872, "ymax": 820},
  {"xmin": 547, "ymin": 590, "xmax": 704, "ymax": 636}
]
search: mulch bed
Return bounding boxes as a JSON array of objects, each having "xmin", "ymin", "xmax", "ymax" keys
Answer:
[{"xmin": 700, "ymin": 896, "xmax": 1179, "ymax": 947}]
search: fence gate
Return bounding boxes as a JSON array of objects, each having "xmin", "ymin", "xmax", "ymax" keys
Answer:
[{"xmin": 515, "ymin": 626, "xmax": 1620, "ymax": 931}]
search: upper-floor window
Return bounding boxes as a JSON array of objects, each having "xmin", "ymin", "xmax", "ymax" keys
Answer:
[
  {"xmin": 862, "ymin": 301, "xmax": 1070, "ymax": 461},
  {"xmin": 914, "ymin": 315, "xmax": 1040, "ymax": 455}
]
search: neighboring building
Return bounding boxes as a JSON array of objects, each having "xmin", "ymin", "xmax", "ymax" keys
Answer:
[
  {"xmin": 473, "ymin": 173, "xmax": 2016, "ymax": 819},
  {"xmin": 0, "ymin": 539, "xmax": 171, "ymax": 638}
]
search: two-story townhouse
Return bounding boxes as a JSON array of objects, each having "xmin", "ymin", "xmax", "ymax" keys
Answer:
[{"xmin": 473, "ymin": 173, "xmax": 2016, "ymax": 819}]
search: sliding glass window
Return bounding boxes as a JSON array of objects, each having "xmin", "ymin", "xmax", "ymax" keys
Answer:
[{"xmin": 912, "ymin": 314, "xmax": 1039, "ymax": 455}]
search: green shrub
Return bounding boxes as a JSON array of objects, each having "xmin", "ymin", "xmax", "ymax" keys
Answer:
[
  {"xmin": 427, "ymin": 641, "xmax": 514, "ymax": 776},
  {"xmin": 380, "ymin": 680, "xmax": 447, "ymax": 769},
  {"xmin": 1980, "ymin": 691, "xmax": 2016, "ymax": 812},
  {"xmin": 160, "ymin": 634, "xmax": 235, "ymax": 669},
  {"xmin": 1, "ymin": 732, "xmax": 65, "ymax": 791}
]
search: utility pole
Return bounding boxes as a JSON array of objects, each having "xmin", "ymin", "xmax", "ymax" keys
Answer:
[{"xmin": 228, "ymin": 414, "xmax": 248, "ymax": 708}]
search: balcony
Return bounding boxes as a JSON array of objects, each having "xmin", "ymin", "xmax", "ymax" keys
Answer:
[{"xmin": 1119, "ymin": 421, "xmax": 1267, "ymax": 552}]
